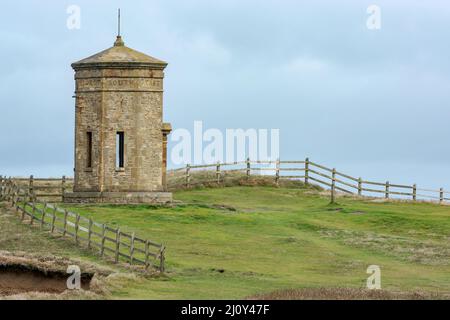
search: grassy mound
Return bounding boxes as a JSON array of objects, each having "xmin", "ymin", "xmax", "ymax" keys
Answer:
[{"xmin": 167, "ymin": 169, "xmax": 322, "ymax": 190}]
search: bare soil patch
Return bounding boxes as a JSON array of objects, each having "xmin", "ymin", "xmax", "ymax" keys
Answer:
[
  {"xmin": 0, "ymin": 264, "xmax": 91, "ymax": 295},
  {"xmin": 0, "ymin": 251, "xmax": 111, "ymax": 298}
]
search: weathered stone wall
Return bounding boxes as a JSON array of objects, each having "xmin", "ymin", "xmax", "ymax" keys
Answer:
[{"xmin": 73, "ymin": 68, "xmax": 165, "ymax": 193}]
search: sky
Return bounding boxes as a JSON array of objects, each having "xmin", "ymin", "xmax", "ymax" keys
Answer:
[{"xmin": 0, "ymin": 0, "xmax": 449, "ymax": 190}]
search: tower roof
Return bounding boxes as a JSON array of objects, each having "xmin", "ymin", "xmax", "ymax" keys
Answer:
[{"xmin": 72, "ymin": 36, "xmax": 168, "ymax": 70}]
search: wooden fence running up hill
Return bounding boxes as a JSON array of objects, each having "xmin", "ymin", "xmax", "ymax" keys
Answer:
[
  {"xmin": 0, "ymin": 177, "xmax": 165, "ymax": 272},
  {"xmin": 167, "ymin": 158, "xmax": 450, "ymax": 204},
  {"xmin": 4, "ymin": 157, "xmax": 450, "ymax": 204}
]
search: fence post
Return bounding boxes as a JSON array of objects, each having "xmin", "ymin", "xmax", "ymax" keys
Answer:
[
  {"xmin": 0, "ymin": 175, "xmax": 3, "ymax": 198},
  {"xmin": 3, "ymin": 177, "xmax": 7, "ymax": 198},
  {"xmin": 1, "ymin": 177, "xmax": 5, "ymax": 199},
  {"xmin": 63, "ymin": 209, "xmax": 68, "ymax": 236},
  {"xmin": 41, "ymin": 203, "xmax": 47, "ymax": 229},
  {"xmin": 304, "ymin": 158, "xmax": 309, "ymax": 185},
  {"xmin": 14, "ymin": 186, "xmax": 21, "ymax": 208},
  {"xmin": 0, "ymin": 176, "xmax": 4, "ymax": 200},
  {"xmin": 275, "ymin": 158, "xmax": 280, "ymax": 186},
  {"xmin": 216, "ymin": 162, "xmax": 221, "ymax": 185},
  {"xmin": 115, "ymin": 228, "xmax": 121, "ymax": 263},
  {"xmin": 51, "ymin": 206, "xmax": 57, "ymax": 233},
  {"xmin": 3, "ymin": 178, "xmax": 7, "ymax": 199},
  {"xmin": 2, "ymin": 177, "xmax": 6, "ymax": 199},
  {"xmin": 88, "ymin": 218, "xmax": 93, "ymax": 249},
  {"xmin": 10, "ymin": 185, "xmax": 15, "ymax": 207},
  {"xmin": 4, "ymin": 179, "xmax": 8, "ymax": 200},
  {"xmin": 29, "ymin": 175, "xmax": 34, "ymax": 201},
  {"xmin": 130, "ymin": 232, "xmax": 135, "ymax": 265},
  {"xmin": 11, "ymin": 185, "xmax": 18, "ymax": 208},
  {"xmin": 1, "ymin": 176, "xmax": 4, "ymax": 198},
  {"xmin": 14, "ymin": 186, "xmax": 20, "ymax": 210},
  {"xmin": 145, "ymin": 240, "xmax": 150, "ymax": 270},
  {"xmin": 8, "ymin": 179, "xmax": 13, "ymax": 201},
  {"xmin": 7, "ymin": 179, "xmax": 12, "ymax": 201},
  {"xmin": 9, "ymin": 182, "xmax": 14, "ymax": 205},
  {"xmin": 246, "ymin": 157, "xmax": 251, "ymax": 180},
  {"xmin": 75, "ymin": 213, "xmax": 80, "ymax": 244},
  {"xmin": 30, "ymin": 201, "xmax": 36, "ymax": 225},
  {"xmin": 412, "ymin": 184, "xmax": 417, "ymax": 201},
  {"xmin": 61, "ymin": 175, "xmax": 66, "ymax": 200},
  {"xmin": 100, "ymin": 224, "xmax": 106, "ymax": 257},
  {"xmin": 185, "ymin": 164, "xmax": 191, "ymax": 188},
  {"xmin": 10, "ymin": 179, "xmax": 14, "ymax": 201},
  {"xmin": 439, "ymin": 188, "xmax": 444, "ymax": 204},
  {"xmin": 331, "ymin": 168, "xmax": 336, "ymax": 204},
  {"xmin": 358, "ymin": 177, "xmax": 362, "ymax": 196},
  {"xmin": 385, "ymin": 181, "xmax": 390, "ymax": 199},
  {"xmin": 4, "ymin": 179, "xmax": 9, "ymax": 201},
  {"xmin": 159, "ymin": 245, "xmax": 165, "ymax": 273},
  {"xmin": 2, "ymin": 179, "xmax": 7, "ymax": 200},
  {"xmin": 20, "ymin": 195, "xmax": 28, "ymax": 221},
  {"xmin": 16, "ymin": 186, "xmax": 23, "ymax": 210},
  {"xmin": 19, "ymin": 191, "xmax": 26, "ymax": 215}
]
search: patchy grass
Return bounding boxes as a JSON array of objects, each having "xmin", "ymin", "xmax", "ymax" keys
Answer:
[
  {"xmin": 247, "ymin": 288, "xmax": 450, "ymax": 300},
  {"xmin": 51, "ymin": 185, "xmax": 450, "ymax": 299}
]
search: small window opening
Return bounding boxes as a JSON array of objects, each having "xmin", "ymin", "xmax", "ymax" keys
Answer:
[
  {"xmin": 116, "ymin": 132, "xmax": 125, "ymax": 168},
  {"xmin": 86, "ymin": 132, "xmax": 92, "ymax": 168}
]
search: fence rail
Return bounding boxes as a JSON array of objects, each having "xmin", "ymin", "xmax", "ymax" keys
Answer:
[{"xmin": 0, "ymin": 177, "xmax": 165, "ymax": 272}]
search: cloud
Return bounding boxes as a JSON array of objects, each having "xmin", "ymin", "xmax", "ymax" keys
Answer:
[{"xmin": 0, "ymin": 0, "xmax": 449, "ymax": 189}]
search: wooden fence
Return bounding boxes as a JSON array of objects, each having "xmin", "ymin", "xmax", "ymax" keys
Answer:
[
  {"xmin": 0, "ymin": 177, "xmax": 165, "ymax": 272},
  {"xmin": 11, "ymin": 175, "xmax": 74, "ymax": 202},
  {"xmin": 167, "ymin": 158, "xmax": 450, "ymax": 204},
  {"xmin": 4, "ymin": 158, "xmax": 450, "ymax": 204}
]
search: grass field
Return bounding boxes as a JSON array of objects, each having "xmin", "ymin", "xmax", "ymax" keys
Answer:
[
  {"xmin": 2, "ymin": 185, "xmax": 450, "ymax": 299},
  {"xmin": 63, "ymin": 185, "xmax": 450, "ymax": 299}
]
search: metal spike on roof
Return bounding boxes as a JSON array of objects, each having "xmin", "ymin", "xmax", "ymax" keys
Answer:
[{"xmin": 114, "ymin": 9, "xmax": 124, "ymax": 46}]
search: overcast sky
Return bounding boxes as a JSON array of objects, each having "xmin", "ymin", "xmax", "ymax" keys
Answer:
[{"xmin": 1, "ymin": 0, "xmax": 449, "ymax": 189}]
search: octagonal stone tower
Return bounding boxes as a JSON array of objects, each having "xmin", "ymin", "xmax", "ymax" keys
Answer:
[{"xmin": 64, "ymin": 35, "xmax": 172, "ymax": 204}]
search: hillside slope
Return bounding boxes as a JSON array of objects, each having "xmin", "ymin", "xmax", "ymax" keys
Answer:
[{"xmin": 57, "ymin": 185, "xmax": 450, "ymax": 299}]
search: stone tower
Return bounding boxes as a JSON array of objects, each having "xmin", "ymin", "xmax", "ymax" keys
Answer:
[{"xmin": 64, "ymin": 35, "xmax": 172, "ymax": 204}]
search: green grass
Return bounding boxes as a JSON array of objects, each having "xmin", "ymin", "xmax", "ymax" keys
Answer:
[{"xmin": 52, "ymin": 186, "xmax": 450, "ymax": 299}]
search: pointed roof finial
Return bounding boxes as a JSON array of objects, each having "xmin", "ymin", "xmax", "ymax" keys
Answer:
[{"xmin": 114, "ymin": 8, "xmax": 124, "ymax": 46}]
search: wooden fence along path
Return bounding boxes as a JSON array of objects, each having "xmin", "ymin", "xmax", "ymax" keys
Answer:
[
  {"xmin": 4, "ymin": 158, "xmax": 450, "ymax": 204},
  {"xmin": 167, "ymin": 158, "xmax": 450, "ymax": 204},
  {"xmin": 0, "ymin": 177, "xmax": 165, "ymax": 272}
]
